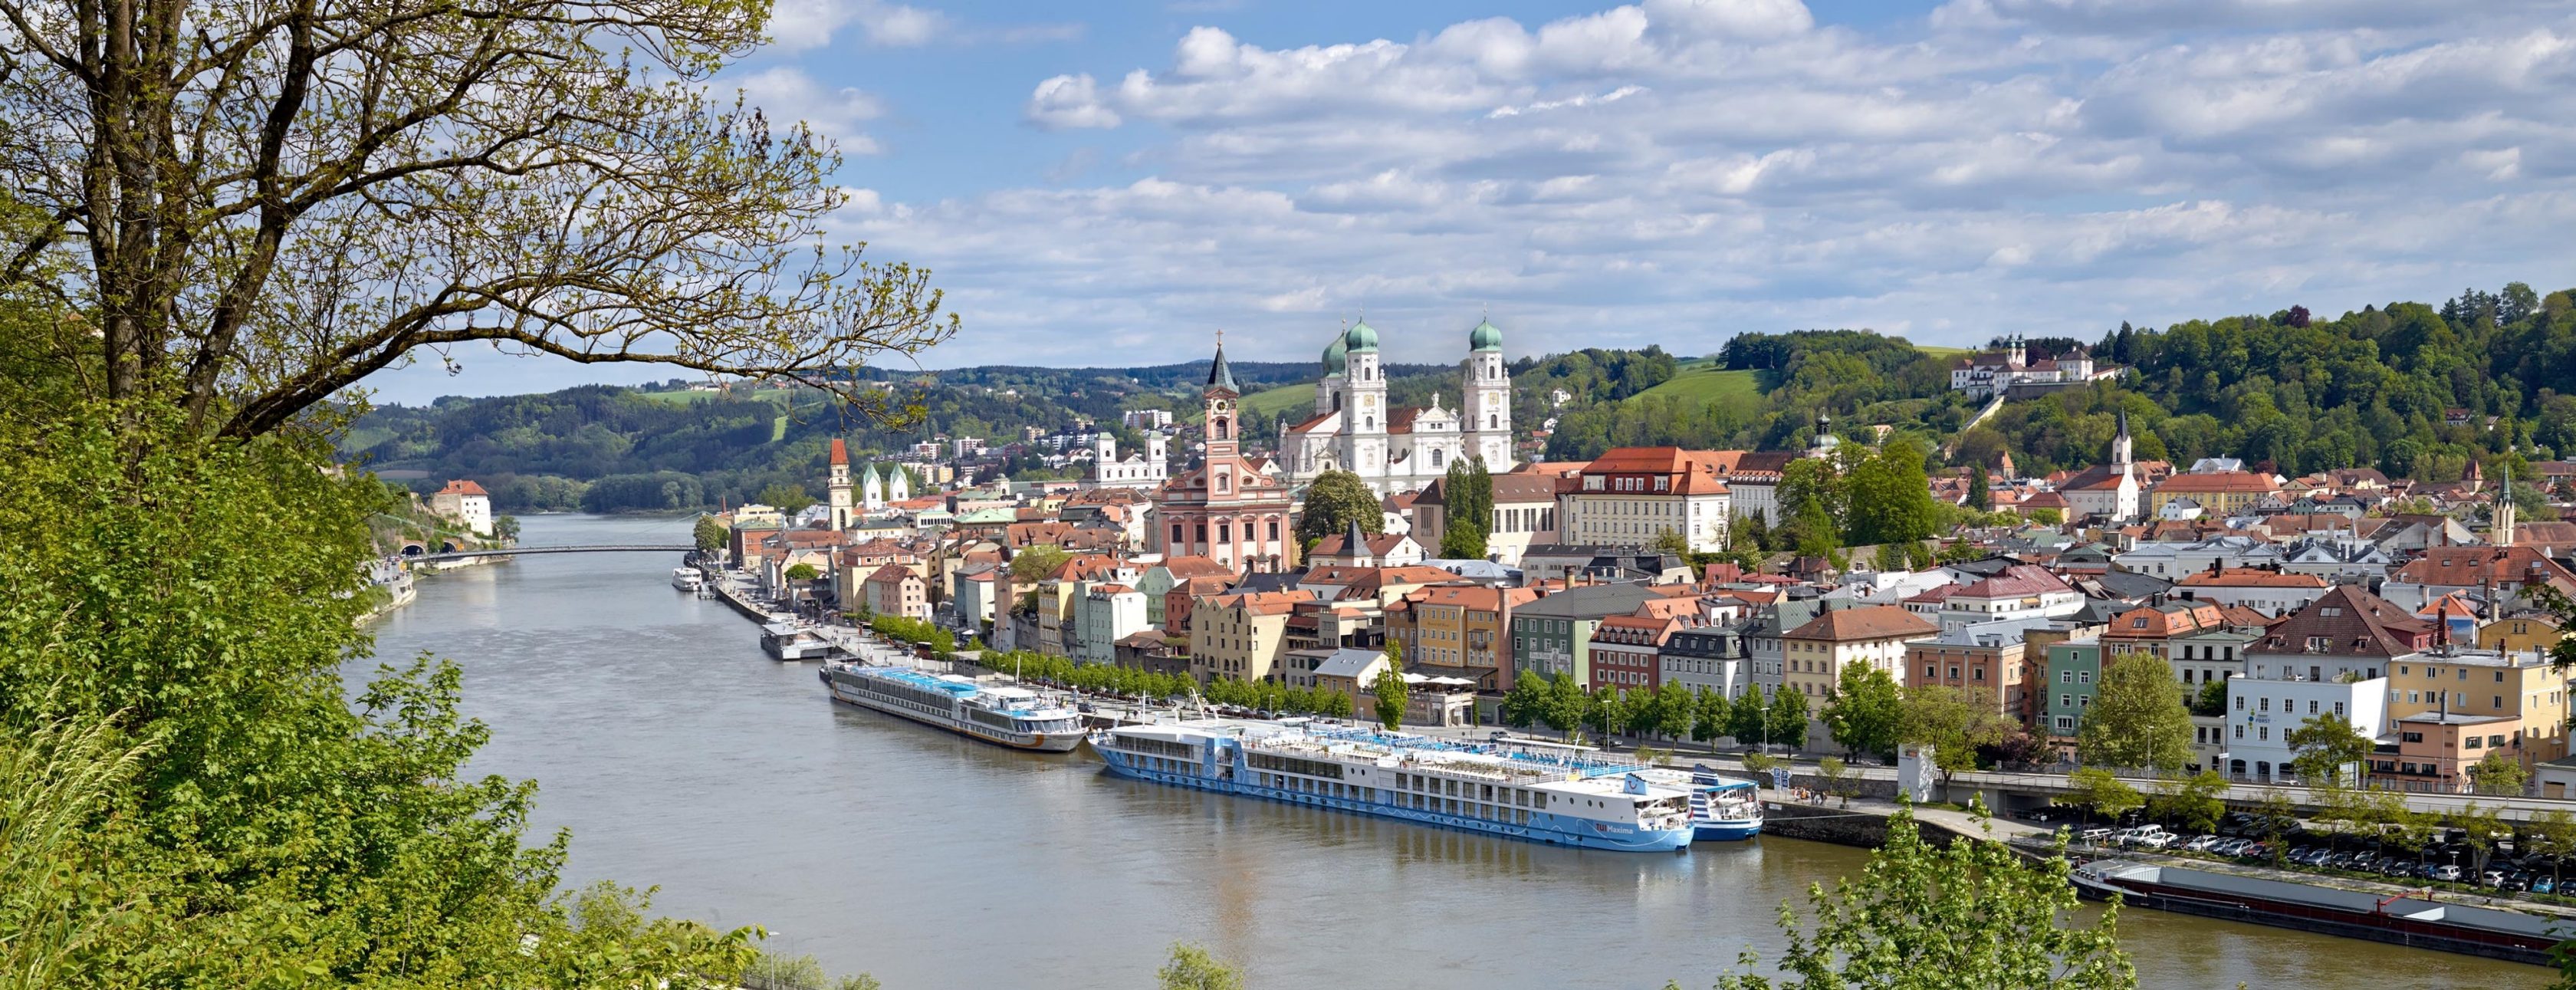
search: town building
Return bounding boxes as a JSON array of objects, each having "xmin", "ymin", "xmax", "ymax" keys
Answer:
[
  {"xmin": 1276, "ymin": 318, "xmax": 1516, "ymax": 494},
  {"xmin": 2222, "ymin": 675, "xmax": 2388, "ymax": 782},
  {"xmin": 2042, "ymin": 637, "xmax": 2104, "ymax": 743},
  {"xmin": 1306, "ymin": 526, "xmax": 1428, "ymax": 568},
  {"xmin": 1188, "ymin": 589, "xmax": 1315, "ymax": 684},
  {"xmin": 429, "ymin": 479, "xmax": 494, "ymax": 536},
  {"xmin": 2055, "ymin": 411, "xmax": 2141, "ymax": 523},
  {"xmin": 2173, "ymin": 567, "xmax": 2331, "ymax": 617},
  {"xmin": 1152, "ymin": 341, "xmax": 1296, "ymax": 571},
  {"xmin": 1555, "ymin": 447, "xmax": 1735, "ymax": 552},
  {"xmin": 1947, "ymin": 335, "xmax": 2110, "ymax": 398},
  {"xmin": 2377, "ymin": 712, "xmax": 2525, "ymax": 794},
  {"xmin": 1385, "ymin": 582, "xmax": 1539, "ymax": 691},
  {"xmin": 2383, "ymin": 646, "xmax": 2572, "ymax": 768},
  {"xmin": 1085, "ymin": 432, "xmax": 1170, "ymax": 490},
  {"xmin": 863, "ymin": 564, "xmax": 928, "ymax": 620},
  {"xmin": 1779, "ymin": 604, "xmax": 1940, "ymax": 702},
  {"xmin": 1589, "ymin": 613, "xmax": 1681, "ymax": 692},
  {"xmin": 2380, "ymin": 545, "xmax": 2576, "ymax": 613},
  {"xmin": 1661, "ymin": 624, "xmax": 1753, "ymax": 701},
  {"xmin": 1507, "ymin": 582, "xmax": 1677, "ymax": 685},
  {"xmin": 2148, "ymin": 471, "xmax": 2282, "ymax": 515},
  {"xmin": 826, "ymin": 439, "xmax": 855, "ymax": 531},
  {"xmin": 1905, "ymin": 617, "xmax": 2048, "ymax": 725},
  {"xmin": 1411, "ymin": 471, "xmax": 1560, "ymax": 566}
]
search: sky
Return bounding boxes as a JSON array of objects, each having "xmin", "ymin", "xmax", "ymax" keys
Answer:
[{"xmin": 368, "ymin": 0, "xmax": 2576, "ymax": 404}]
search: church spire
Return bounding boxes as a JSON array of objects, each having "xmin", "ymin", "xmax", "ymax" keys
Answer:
[{"xmin": 1206, "ymin": 331, "xmax": 1240, "ymax": 396}]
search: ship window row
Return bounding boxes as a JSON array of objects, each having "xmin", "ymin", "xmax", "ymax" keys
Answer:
[
  {"xmin": 1247, "ymin": 752, "xmax": 1346, "ymax": 779},
  {"xmin": 1392, "ymin": 791, "xmax": 1535, "ymax": 825},
  {"xmin": 1395, "ymin": 772, "xmax": 1546, "ymax": 807},
  {"xmin": 1256, "ymin": 774, "xmax": 1374, "ymax": 804},
  {"xmin": 1122, "ymin": 737, "xmax": 1198, "ymax": 760},
  {"xmin": 872, "ymin": 682, "xmax": 963, "ymax": 709}
]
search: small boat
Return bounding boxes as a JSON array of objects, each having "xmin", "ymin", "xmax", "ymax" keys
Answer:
[
  {"xmin": 1684, "ymin": 766, "xmax": 1762, "ymax": 841},
  {"xmin": 819, "ymin": 661, "xmax": 1085, "ymax": 752},
  {"xmin": 671, "ymin": 566, "xmax": 705, "ymax": 591},
  {"xmin": 759, "ymin": 622, "xmax": 837, "ymax": 661}
]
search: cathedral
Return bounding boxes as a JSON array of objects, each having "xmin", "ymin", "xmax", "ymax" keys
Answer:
[{"xmin": 1277, "ymin": 317, "xmax": 1515, "ymax": 494}]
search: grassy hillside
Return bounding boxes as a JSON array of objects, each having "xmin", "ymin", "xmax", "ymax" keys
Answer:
[
  {"xmin": 1629, "ymin": 367, "xmax": 1769, "ymax": 408},
  {"xmin": 1187, "ymin": 382, "xmax": 1312, "ymax": 423}
]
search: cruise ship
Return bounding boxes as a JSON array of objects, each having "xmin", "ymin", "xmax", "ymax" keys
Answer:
[
  {"xmin": 820, "ymin": 661, "xmax": 1085, "ymax": 752},
  {"xmin": 760, "ymin": 622, "xmax": 839, "ymax": 661},
  {"xmin": 670, "ymin": 566, "xmax": 705, "ymax": 591},
  {"xmin": 1089, "ymin": 722, "xmax": 1700, "ymax": 852}
]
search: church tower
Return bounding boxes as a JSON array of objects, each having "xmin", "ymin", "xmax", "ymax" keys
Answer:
[
  {"xmin": 826, "ymin": 439, "xmax": 853, "ymax": 531},
  {"xmin": 1341, "ymin": 320, "xmax": 1386, "ymax": 479},
  {"xmin": 1462, "ymin": 317, "xmax": 1513, "ymax": 470},
  {"xmin": 2496, "ymin": 464, "xmax": 2518, "ymax": 548},
  {"xmin": 1315, "ymin": 327, "xmax": 1348, "ymax": 417},
  {"xmin": 2111, "ymin": 409, "xmax": 2134, "ymax": 469},
  {"xmin": 1205, "ymin": 336, "xmax": 1242, "ymax": 498}
]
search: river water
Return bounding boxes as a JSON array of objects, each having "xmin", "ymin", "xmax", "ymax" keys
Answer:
[{"xmin": 364, "ymin": 515, "xmax": 2548, "ymax": 989}]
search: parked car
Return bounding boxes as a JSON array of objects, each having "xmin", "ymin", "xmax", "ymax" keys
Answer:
[
  {"xmin": 2534, "ymin": 877, "xmax": 2558, "ymax": 895},
  {"xmin": 2183, "ymin": 835, "xmax": 2221, "ymax": 852},
  {"xmin": 2428, "ymin": 864, "xmax": 2464, "ymax": 883}
]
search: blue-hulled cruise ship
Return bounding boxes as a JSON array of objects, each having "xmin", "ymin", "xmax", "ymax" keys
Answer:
[
  {"xmin": 1090, "ymin": 722, "xmax": 1710, "ymax": 852},
  {"xmin": 821, "ymin": 661, "xmax": 1085, "ymax": 752}
]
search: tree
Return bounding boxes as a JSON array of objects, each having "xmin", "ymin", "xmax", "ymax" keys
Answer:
[
  {"xmin": 1767, "ymin": 687, "xmax": 1812, "ymax": 752},
  {"xmin": 1705, "ymin": 806, "xmax": 2134, "ymax": 990},
  {"xmin": 1656, "ymin": 681, "xmax": 1696, "ymax": 740},
  {"xmin": 784, "ymin": 562, "xmax": 820, "ymax": 582},
  {"xmin": 757, "ymin": 482, "xmax": 816, "ymax": 517},
  {"xmin": 1298, "ymin": 469, "xmax": 1385, "ymax": 544},
  {"xmin": 1010, "ymin": 544, "xmax": 1073, "ymax": 583},
  {"xmin": 1371, "ymin": 665, "xmax": 1410, "ymax": 730},
  {"xmin": 2068, "ymin": 768, "xmax": 2142, "ymax": 828},
  {"xmin": 2187, "ymin": 679, "xmax": 2227, "ymax": 717},
  {"xmin": 1438, "ymin": 456, "xmax": 1493, "ymax": 560},
  {"xmin": 0, "ymin": 0, "xmax": 957, "ymax": 442},
  {"xmin": 2284, "ymin": 712, "xmax": 2374, "ymax": 787},
  {"xmin": 1693, "ymin": 687, "xmax": 1729, "ymax": 743},
  {"xmin": 1822, "ymin": 664, "xmax": 1904, "ymax": 760},
  {"xmin": 1898, "ymin": 685, "xmax": 2013, "ymax": 793},
  {"xmin": 2471, "ymin": 750, "xmax": 2530, "ymax": 797},
  {"xmin": 2146, "ymin": 771, "xmax": 2228, "ymax": 835},
  {"xmin": 0, "ymin": 393, "xmax": 767, "ymax": 985},
  {"xmin": 1157, "ymin": 943, "xmax": 1244, "ymax": 990},
  {"xmin": 1544, "ymin": 673, "xmax": 1585, "ymax": 732},
  {"xmin": 2077, "ymin": 655, "xmax": 2193, "ymax": 771},
  {"xmin": 1503, "ymin": 672, "xmax": 1546, "ymax": 729},
  {"xmin": 1967, "ymin": 463, "xmax": 1993, "ymax": 511},
  {"xmin": 1817, "ymin": 756, "xmax": 1853, "ymax": 807},
  {"xmin": 1730, "ymin": 689, "xmax": 1770, "ymax": 748},
  {"xmin": 694, "ymin": 515, "xmax": 728, "ymax": 554}
]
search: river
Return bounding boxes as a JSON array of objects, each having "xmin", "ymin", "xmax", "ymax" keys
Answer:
[{"xmin": 364, "ymin": 515, "xmax": 2548, "ymax": 989}]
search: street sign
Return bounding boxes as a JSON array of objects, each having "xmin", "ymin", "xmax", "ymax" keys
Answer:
[{"xmin": 1771, "ymin": 767, "xmax": 1791, "ymax": 791}]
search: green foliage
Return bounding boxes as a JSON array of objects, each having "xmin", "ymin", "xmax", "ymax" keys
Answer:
[
  {"xmin": 1692, "ymin": 687, "xmax": 1730, "ymax": 744},
  {"xmin": 2187, "ymin": 679, "xmax": 2228, "ymax": 718},
  {"xmin": 2284, "ymin": 712, "xmax": 2375, "ymax": 786},
  {"xmin": 1766, "ymin": 687, "xmax": 1812, "ymax": 750},
  {"xmin": 1009, "ymin": 544, "xmax": 1073, "ymax": 584},
  {"xmin": 1706, "ymin": 806, "xmax": 2134, "ymax": 990},
  {"xmin": 2068, "ymin": 768, "xmax": 2143, "ymax": 824},
  {"xmin": 1822, "ymin": 665, "xmax": 1904, "ymax": 760},
  {"xmin": 695, "ymin": 515, "xmax": 729, "ymax": 554},
  {"xmin": 1158, "ymin": 942, "xmax": 1245, "ymax": 990},
  {"xmin": 1372, "ymin": 665, "xmax": 1411, "ymax": 730},
  {"xmin": 988, "ymin": 650, "xmax": 1200, "ymax": 702},
  {"xmin": 2146, "ymin": 771, "xmax": 2229, "ymax": 835},
  {"xmin": 1730, "ymin": 688, "xmax": 1770, "ymax": 747},
  {"xmin": 1502, "ymin": 673, "xmax": 1548, "ymax": 729},
  {"xmin": 869, "ymin": 615, "xmax": 955, "ymax": 653},
  {"xmin": 0, "ymin": 397, "xmax": 767, "ymax": 987},
  {"xmin": 1897, "ymin": 685, "xmax": 2013, "ymax": 784},
  {"xmin": 1438, "ymin": 457, "xmax": 1494, "ymax": 561},
  {"xmin": 2077, "ymin": 656, "xmax": 2193, "ymax": 771},
  {"xmin": 1299, "ymin": 469, "xmax": 1385, "ymax": 544},
  {"xmin": 758, "ymin": 482, "xmax": 816, "ymax": 516},
  {"xmin": 2472, "ymin": 750, "xmax": 2532, "ymax": 796},
  {"xmin": 785, "ymin": 562, "xmax": 821, "ymax": 582}
]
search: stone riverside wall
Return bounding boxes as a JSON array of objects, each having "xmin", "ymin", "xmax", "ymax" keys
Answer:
[
  {"xmin": 1694, "ymin": 767, "xmax": 1900, "ymax": 801},
  {"xmin": 1756, "ymin": 801, "xmax": 1970, "ymax": 849}
]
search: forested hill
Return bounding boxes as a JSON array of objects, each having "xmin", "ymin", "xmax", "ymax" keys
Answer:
[{"xmin": 1964, "ymin": 284, "xmax": 2576, "ymax": 484}]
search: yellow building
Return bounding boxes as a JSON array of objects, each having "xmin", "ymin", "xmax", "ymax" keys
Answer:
[
  {"xmin": 2147, "ymin": 471, "xmax": 2283, "ymax": 515},
  {"xmin": 2384, "ymin": 650, "xmax": 2574, "ymax": 767},
  {"xmin": 2482, "ymin": 614, "xmax": 2568, "ymax": 653},
  {"xmin": 1386, "ymin": 584, "xmax": 1543, "ymax": 691},
  {"xmin": 1780, "ymin": 604, "xmax": 1939, "ymax": 702},
  {"xmin": 1189, "ymin": 590, "xmax": 1314, "ymax": 685}
]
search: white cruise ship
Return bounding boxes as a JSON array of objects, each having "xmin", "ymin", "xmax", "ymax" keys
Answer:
[
  {"xmin": 820, "ymin": 661, "xmax": 1085, "ymax": 752},
  {"xmin": 1090, "ymin": 722, "xmax": 1698, "ymax": 852}
]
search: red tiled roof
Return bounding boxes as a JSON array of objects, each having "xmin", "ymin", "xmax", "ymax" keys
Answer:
[
  {"xmin": 435, "ymin": 479, "xmax": 488, "ymax": 496},
  {"xmin": 1784, "ymin": 604, "xmax": 1937, "ymax": 642},
  {"xmin": 2177, "ymin": 568, "xmax": 2329, "ymax": 589}
]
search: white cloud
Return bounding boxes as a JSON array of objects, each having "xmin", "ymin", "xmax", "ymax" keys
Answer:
[
  {"xmin": 759, "ymin": 0, "xmax": 944, "ymax": 51},
  {"xmin": 887, "ymin": 3, "xmax": 2576, "ymax": 369},
  {"xmin": 729, "ymin": 67, "xmax": 888, "ymax": 154}
]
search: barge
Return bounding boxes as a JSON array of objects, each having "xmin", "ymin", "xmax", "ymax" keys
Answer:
[{"xmin": 2071, "ymin": 859, "xmax": 2564, "ymax": 966}]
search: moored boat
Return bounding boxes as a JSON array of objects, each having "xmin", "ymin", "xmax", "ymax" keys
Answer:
[
  {"xmin": 820, "ymin": 661, "xmax": 1084, "ymax": 752},
  {"xmin": 760, "ymin": 622, "xmax": 837, "ymax": 661},
  {"xmin": 1089, "ymin": 722, "xmax": 1695, "ymax": 853},
  {"xmin": 1643, "ymin": 765, "xmax": 1761, "ymax": 841},
  {"xmin": 672, "ymin": 566, "xmax": 705, "ymax": 591},
  {"xmin": 2071, "ymin": 858, "xmax": 2561, "ymax": 966}
]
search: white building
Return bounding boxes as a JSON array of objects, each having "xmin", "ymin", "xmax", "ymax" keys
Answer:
[
  {"xmin": 1947, "ymin": 335, "xmax": 2108, "ymax": 398},
  {"xmin": 1074, "ymin": 582, "xmax": 1150, "ymax": 664},
  {"xmin": 2112, "ymin": 534, "xmax": 2285, "ymax": 578},
  {"xmin": 2221, "ymin": 676, "xmax": 2389, "ymax": 783},
  {"xmin": 1086, "ymin": 432, "xmax": 1170, "ymax": 490},
  {"xmin": 1276, "ymin": 318, "xmax": 1515, "ymax": 495},
  {"xmin": 2055, "ymin": 411, "xmax": 2141, "ymax": 523},
  {"xmin": 2173, "ymin": 568, "xmax": 2331, "ymax": 617},
  {"xmin": 429, "ymin": 479, "xmax": 494, "ymax": 537},
  {"xmin": 1122, "ymin": 409, "xmax": 1174, "ymax": 431},
  {"xmin": 1556, "ymin": 447, "xmax": 1734, "ymax": 552}
]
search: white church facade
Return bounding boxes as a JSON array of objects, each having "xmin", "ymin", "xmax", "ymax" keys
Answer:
[{"xmin": 1277, "ymin": 317, "xmax": 1515, "ymax": 495}]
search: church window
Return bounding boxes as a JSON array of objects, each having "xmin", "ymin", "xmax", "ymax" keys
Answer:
[
  {"xmin": 1216, "ymin": 475, "xmax": 1230, "ymax": 494},
  {"xmin": 1268, "ymin": 520, "xmax": 1280, "ymax": 541},
  {"xmin": 1432, "ymin": 449, "xmax": 1444, "ymax": 468},
  {"xmin": 1171, "ymin": 524, "xmax": 1184, "ymax": 545},
  {"xmin": 1218, "ymin": 522, "xmax": 1231, "ymax": 544},
  {"xmin": 1365, "ymin": 416, "xmax": 1374, "ymax": 429},
  {"xmin": 1194, "ymin": 524, "xmax": 1208, "ymax": 544},
  {"xmin": 1487, "ymin": 414, "xmax": 1497, "ymax": 429}
]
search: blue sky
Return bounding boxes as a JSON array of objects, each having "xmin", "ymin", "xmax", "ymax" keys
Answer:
[{"xmin": 369, "ymin": 0, "xmax": 2576, "ymax": 404}]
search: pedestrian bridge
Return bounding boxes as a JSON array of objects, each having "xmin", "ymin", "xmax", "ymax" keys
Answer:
[{"xmin": 406, "ymin": 544, "xmax": 694, "ymax": 561}]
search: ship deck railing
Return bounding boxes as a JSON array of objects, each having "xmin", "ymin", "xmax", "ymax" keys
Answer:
[{"xmin": 1303, "ymin": 726, "xmax": 1646, "ymax": 779}]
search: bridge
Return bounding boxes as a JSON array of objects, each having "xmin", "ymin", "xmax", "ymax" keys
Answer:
[{"xmin": 406, "ymin": 544, "xmax": 694, "ymax": 561}]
